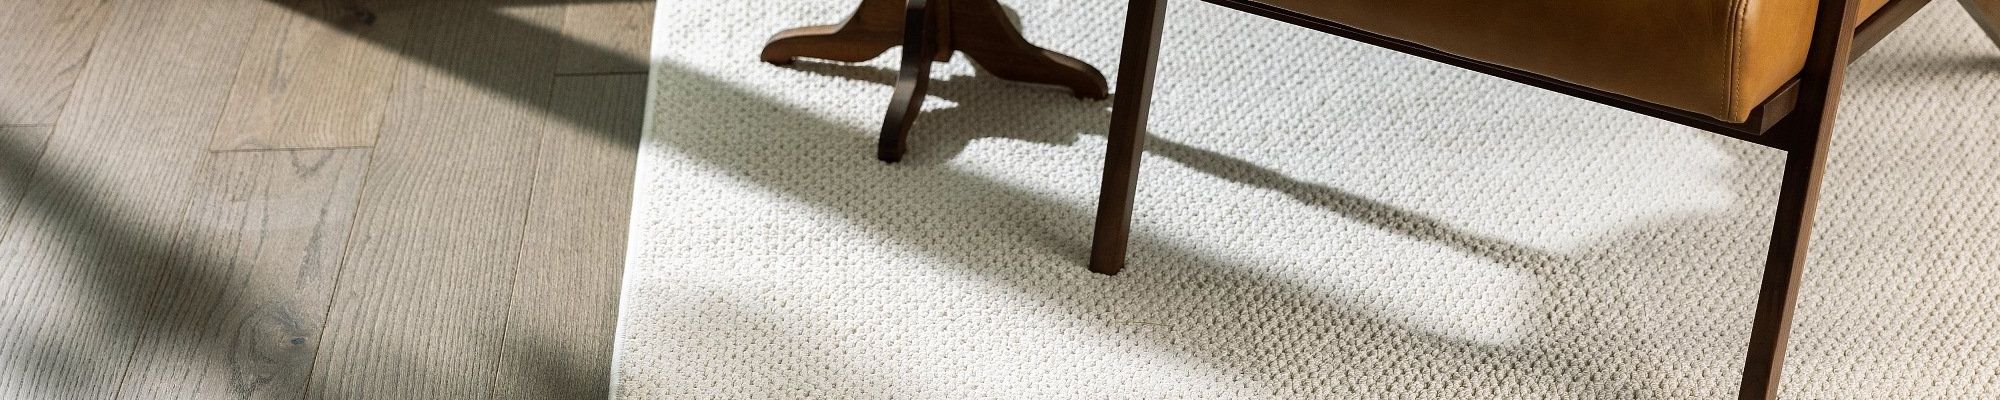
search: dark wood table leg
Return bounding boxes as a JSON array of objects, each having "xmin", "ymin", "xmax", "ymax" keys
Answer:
[
  {"xmin": 761, "ymin": 0, "xmax": 912, "ymax": 65},
  {"xmin": 879, "ymin": 0, "xmax": 936, "ymax": 162},
  {"xmin": 763, "ymin": 0, "xmax": 1108, "ymax": 163},
  {"xmin": 1087, "ymin": 0, "xmax": 1168, "ymax": 275},
  {"xmin": 950, "ymin": 0, "xmax": 1109, "ymax": 99}
]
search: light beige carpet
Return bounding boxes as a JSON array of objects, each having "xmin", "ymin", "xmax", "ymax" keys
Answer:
[{"xmin": 616, "ymin": 0, "xmax": 2000, "ymax": 397}]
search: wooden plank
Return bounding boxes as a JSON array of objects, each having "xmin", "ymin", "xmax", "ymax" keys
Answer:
[
  {"xmin": 0, "ymin": 0, "xmax": 262, "ymax": 397},
  {"xmin": 556, "ymin": 1, "xmax": 654, "ymax": 75},
  {"xmin": 492, "ymin": 74, "xmax": 643, "ymax": 399},
  {"xmin": 0, "ymin": 0, "xmax": 113, "ymax": 125},
  {"xmin": 0, "ymin": 126, "xmax": 55, "ymax": 239},
  {"xmin": 208, "ymin": 0, "xmax": 415, "ymax": 151},
  {"xmin": 1965, "ymin": 0, "xmax": 2000, "ymax": 48},
  {"xmin": 303, "ymin": 2, "xmax": 563, "ymax": 398},
  {"xmin": 114, "ymin": 149, "xmax": 370, "ymax": 400}
]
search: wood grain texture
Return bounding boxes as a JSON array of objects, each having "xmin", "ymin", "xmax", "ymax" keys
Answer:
[
  {"xmin": 114, "ymin": 149, "xmax": 370, "ymax": 400},
  {"xmin": 0, "ymin": 0, "xmax": 113, "ymax": 125},
  {"xmin": 491, "ymin": 74, "xmax": 643, "ymax": 400},
  {"xmin": 1965, "ymin": 0, "xmax": 2000, "ymax": 48},
  {"xmin": 556, "ymin": 1, "xmax": 654, "ymax": 75},
  {"xmin": 0, "ymin": 0, "xmax": 261, "ymax": 397},
  {"xmin": 0, "ymin": 126, "xmax": 55, "ymax": 239},
  {"xmin": 303, "ymin": 2, "xmax": 563, "ymax": 398},
  {"xmin": 209, "ymin": 0, "xmax": 415, "ymax": 151}
]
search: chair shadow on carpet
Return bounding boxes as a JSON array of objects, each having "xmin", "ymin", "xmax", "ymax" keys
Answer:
[
  {"xmin": 650, "ymin": 58, "xmax": 1810, "ymax": 398},
  {"xmin": 785, "ymin": 61, "xmax": 1569, "ymax": 267}
]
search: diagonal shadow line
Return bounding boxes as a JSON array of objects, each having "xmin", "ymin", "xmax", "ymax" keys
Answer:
[
  {"xmin": 257, "ymin": 0, "xmax": 648, "ymax": 398},
  {"xmin": 0, "ymin": 131, "xmax": 52, "ymax": 240},
  {"xmin": 778, "ymin": 61, "xmax": 1569, "ymax": 268},
  {"xmin": 637, "ymin": 58, "xmax": 1795, "ymax": 398},
  {"xmin": 0, "ymin": 0, "xmax": 1808, "ymax": 397},
  {"xmin": 0, "ymin": 125, "xmax": 320, "ymax": 397},
  {"xmin": 159, "ymin": 0, "xmax": 2000, "ymax": 396},
  {"xmin": 267, "ymin": 0, "xmax": 652, "ymax": 145},
  {"xmin": 0, "ymin": 0, "xmax": 651, "ymax": 398}
]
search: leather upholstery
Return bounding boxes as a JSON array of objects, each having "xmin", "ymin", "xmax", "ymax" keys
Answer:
[{"xmin": 1250, "ymin": 0, "xmax": 1892, "ymax": 122}]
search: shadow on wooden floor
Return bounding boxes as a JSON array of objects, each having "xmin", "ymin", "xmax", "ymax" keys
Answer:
[{"xmin": 1, "ymin": 0, "xmax": 647, "ymax": 398}]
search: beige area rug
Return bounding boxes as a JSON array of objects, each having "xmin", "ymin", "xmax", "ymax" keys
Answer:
[{"xmin": 615, "ymin": 0, "xmax": 2000, "ymax": 397}]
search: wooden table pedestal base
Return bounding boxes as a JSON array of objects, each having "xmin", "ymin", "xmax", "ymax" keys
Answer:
[{"xmin": 762, "ymin": 0, "xmax": 1110, "ymax": 162}]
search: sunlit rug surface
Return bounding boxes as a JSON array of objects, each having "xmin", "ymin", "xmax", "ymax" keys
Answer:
[{"xmin": 615, "ymin": 0, "xmax": 2000, "ymax": 397}]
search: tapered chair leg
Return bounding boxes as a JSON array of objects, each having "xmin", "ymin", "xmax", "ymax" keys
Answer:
[
  {"xmin": 1087, "ymin": 0, "xmax": 1170, "ymax": 275},
  {"xmin": 878, "ymin": 0, "xmax": 937, "ymax": 163},
  {"xmin": 1962, "ymin": 0, "xmax": 2000, "ymax": 48},
  {"xmin": 1735, "ymin": 0, "xmax": 1858, "ymax": 394},
  {"xmin": 1738, "ymin": 146, "xmax": 1829, "ymax": 400}
]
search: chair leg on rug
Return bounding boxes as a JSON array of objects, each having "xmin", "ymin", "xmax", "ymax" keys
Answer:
[
  {"xmin": 1739, "ymin": 0, "xmax": 1856, "ymax": 395},
  {"xmin": 1962, "ymin": 0, "xmax": 2000, "ymax": 49},
  {"xmin": 1087, "ymin": 0, "xmax": 1169, "ymax": 275},
  {"xmin": 878, "ymin": 0, "xmax": 937, "ymax": 163},
  {"xmin": 1738, "ymin": 145, "xmax": 1827, "ymax": 400}
]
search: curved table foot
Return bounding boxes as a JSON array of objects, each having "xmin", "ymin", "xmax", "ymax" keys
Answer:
[
  {"xmin": 760, "ymin": 0, "xmax": 910, "ymax": 65},
  {"xmin": 953, "ymin": 0, "xmax": 1110, "ymax": 99},
  {"xmin": 763, "ymin": 0, "xmax": 1110, "ymax": 163},
  {"xmin": 879, "ymin": 0, "xmax": 936, "ymax": 162}
]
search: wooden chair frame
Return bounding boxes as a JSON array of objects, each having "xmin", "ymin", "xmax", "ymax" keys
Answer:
[{"xmin": 1086, "ymin": 0, "xmax": 1997, "ymax": 398}]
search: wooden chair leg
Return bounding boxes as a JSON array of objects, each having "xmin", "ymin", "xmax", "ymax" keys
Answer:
[
  {"xmin": 879, "ymin": 0, "xmax": 937, "ymax": 163},
  {"xmin": 1738, "ymin": 144, "xmax": 1828, "ymax": 400},
  {"xmin": 1737, "ymin": 0, "xmax": 1857, "ymax": 395},
  {"xmin": 1087, "ymin": 0, "xmax": 1169, "ymax": 275},
  {"xmin": 1962, "ymin": 0, "xmax": 2000, "ymax": 48}
]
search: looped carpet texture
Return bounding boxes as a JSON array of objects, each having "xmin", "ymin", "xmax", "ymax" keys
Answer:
[{"xmin": 615, "ymin": 0, "xmax": 2000, "ymax": 397}]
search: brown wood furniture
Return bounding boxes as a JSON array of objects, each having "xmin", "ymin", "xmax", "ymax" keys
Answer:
[
  {"xmin": 1086, "ymin": 0, "xmax": 1999, "ymax": 398},
  {"xmin": 762, "ymin": 0, "xmax": 1109, "ymax": 162},
  {"xmin": 764, "ymin": 0, "xmax": 1995, "ymax": 396}
]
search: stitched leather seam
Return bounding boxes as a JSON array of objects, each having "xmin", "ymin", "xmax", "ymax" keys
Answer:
[{"xmin": 1725, "ymin": 0, "xmax": 1749, "ymax": 120}]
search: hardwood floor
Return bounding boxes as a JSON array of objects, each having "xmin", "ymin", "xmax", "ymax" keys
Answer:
[
  {"xmin": 0, "ymin": 0, "xmax": 652, "ymax": 398},
  {"xmin": 0, "ymin": 0, "xmax": 113, "ymax": 126}
]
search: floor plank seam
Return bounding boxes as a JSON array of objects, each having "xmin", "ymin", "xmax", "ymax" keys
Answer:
[
  {"xmin": 298, "ymin": 149, "xmax": 382, "ymax": 399},
  {"xmin": 34, "ymin": 0, "xmax": 116, "ymax": 130},
  {"xmin": 0, "ymin": 125, "xmax": 60, "ymax": 243},
  {"xmin": 104, "ymin": 7, "xmax": 273, "ymax": 392},
  {"xmin": 477, "ymin": 64, "xmax": 570, "ymax": 397},
  {"xmin": 107, "ymin": 153, "xmax": 219, "ymax": 400},
  {"xmin": 199, "ymin": 31, "xmax": 262, "ymax": 153},
  {"xmin": 288, "ymin": 3, "xmax": 434, "ymax": 390}
]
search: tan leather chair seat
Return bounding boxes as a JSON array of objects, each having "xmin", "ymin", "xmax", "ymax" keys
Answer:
[{"xmin": 1252, "ymin": 0, "xmax": 1892, "ymax": 122}]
